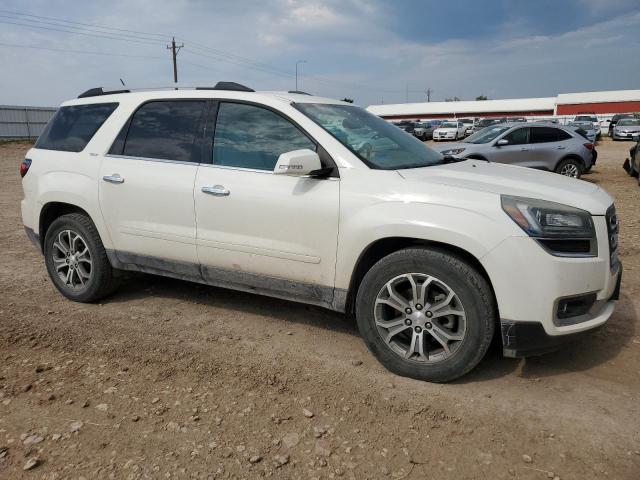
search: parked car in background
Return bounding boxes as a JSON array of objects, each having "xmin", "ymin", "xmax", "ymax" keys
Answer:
[
  {"xmin": 573, "ymin": 114, "xmax": 601, "ymax": 138},
  {"xmin": 469, "ymin": 117, "xmax": 506, "ymax": 134},
  {"xmin": 459, "ymin": 118, "xmax": 474, "ymax": 136},
  {"xmin": 21, "ymin": 85, "xmax": 621, "ymax": 382},
  {"xmin": 412, "ymin": 121, "xmax": 437, "ymax": 141},
  {"xmin": 433, "ymin": 120, "xmax": 467, "ymax": 141},
  {"xmin": 508, "ymin": 117, "xmax": 528, "ymax": 123},
  {"xmin": 608, "ymin": 114, "xmax": 635, "ymax": 137},
  {"xmin": 568, "ymin": 121, "xmax": 597, "ymax": 143},
  {"xmin": 623, "ymin": 134, "xmax": 640, "ymax": 181},
  {"xmin": 433, "ymin": 122, "xmax": 596, "ymax": 178},
  {"xmin": 612, "ymin": 118, "xmax": 640, "ymax": 140},
  {"xmin": 394, "ymin": 120, "xmax": 417, "ymax": 134}
]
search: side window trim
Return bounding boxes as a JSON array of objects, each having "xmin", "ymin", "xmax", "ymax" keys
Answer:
[
  {"xmin": 205, "ymin": 99, "xmax": 338, "ymax": 177},
  {"xmin": 107, "ymin": 98, "xmax": 210, "ymax": 163}
]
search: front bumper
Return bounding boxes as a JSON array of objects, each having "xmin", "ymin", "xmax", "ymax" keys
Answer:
[
  {"xmin": 481, "ymin": 211, "xmax": 621, "ymax": 356},
  {"xmin": 501, "ymin": 265, "xmax": 621, "ymax": 357},
  {"xmin": 613, "ymin": 131, "xmax": 639, "ymax": 140}
]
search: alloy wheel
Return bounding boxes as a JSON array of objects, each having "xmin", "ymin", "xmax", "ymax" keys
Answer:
[
  {"xmin": 374, "ymin": 273, "xmax": 466, "ymax": 363},
  {"xmin": 559, "ymin": 163, "xmax": 580, "ymax": 178},
  {"xmin": 51, "ymin": 229, "xmax": 93, "ymax": 289}
]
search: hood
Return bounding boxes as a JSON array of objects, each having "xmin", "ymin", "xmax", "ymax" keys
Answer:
[{"xmin": 396, "ymin": 160, "xmax": 612, "ymax": 215}]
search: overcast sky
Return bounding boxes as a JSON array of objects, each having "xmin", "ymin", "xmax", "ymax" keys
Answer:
[{"xmin": 1, "ymin": 0, "xmax": 639, "ymax": 107}]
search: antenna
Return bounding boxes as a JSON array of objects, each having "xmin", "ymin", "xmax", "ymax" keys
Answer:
[{"xmin": 119, "ymin": 78, "xmax": 126, "ymax": 86}]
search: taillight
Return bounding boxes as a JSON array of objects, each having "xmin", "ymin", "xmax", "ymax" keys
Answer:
[
  {"xmin": 583, "ymin": 143, "xmax": 594, "ymax": 150},
  {"xmin": 19, "ymin": 158, "xmax": 32, "ymax": 177}
]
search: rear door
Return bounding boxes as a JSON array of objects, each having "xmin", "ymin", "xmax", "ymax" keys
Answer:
[
  {"xmin": 194, "ymin": 101, "xmax": 340, "ymax": 305},
  {"xmin": 528, "ymin": 127, "xmax": 569, "ymax": 170},
  {"xmin": 99, "ymin": 100, "xmax": 207, "ymax": 275}
]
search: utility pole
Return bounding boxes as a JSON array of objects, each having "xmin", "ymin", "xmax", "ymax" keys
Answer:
[
  {"xmin": 166, "ymin": 37, "xmax": 184, "ymax": 84},
  {"xmin": 295, "ymin": 60, "xmax": 307, "ymax": 91},
  {"xmin": 425, "ymin": 88, "xmax": 433, "ymax": 102}
]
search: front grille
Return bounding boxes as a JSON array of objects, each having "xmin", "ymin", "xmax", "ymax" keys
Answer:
[{"xmin": 606, "ymin": 205, "xmax": 620, "ymax": 273}]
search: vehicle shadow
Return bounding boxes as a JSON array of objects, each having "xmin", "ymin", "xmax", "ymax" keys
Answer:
[
  {"xmin": 456, "ymin": 292, "xmax": 636, "ymax": 383},
  {"xmin": 105, "ymin": 273, "xmax": 635, "ymax": 383},
  {"xmin": 105, "ymin": 272, "xmax": 360, "ymax": 336}
]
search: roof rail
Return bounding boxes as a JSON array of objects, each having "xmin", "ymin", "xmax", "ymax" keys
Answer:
[
  {"xmin": 196, "ymin": 81, "xmax": 254, "ymax": 92},
  {"xmin": 288, "ymin": 90, "xmax": 311, "ymax": 95},
  {"xmin": 78, "ymin": 87, "xmax": 131, "ymax": 99}
]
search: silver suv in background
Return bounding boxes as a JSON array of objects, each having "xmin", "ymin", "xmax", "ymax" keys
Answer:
[
  {"xmin": 433, "ymin": 123, "xmax": 596, "ymax": 178},
  {"xmin": 612, "ymin": 118, "xmax": 640, "ymax": 140}
]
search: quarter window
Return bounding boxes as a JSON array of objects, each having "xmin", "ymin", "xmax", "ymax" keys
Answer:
[
  {"xmin": 213, "ymin": 102, "xmax": 315, "ymax": 171},
  {"xmin": 122, "ymin": 101, "xmax": 206, "ymax": 162},
  {"xmin": 502, "ymin": 127, "xmax": 529, "ymax": 145},
  {"xmin": 36, "ymin": 103, "xmax": 118, "ymax": 152}
]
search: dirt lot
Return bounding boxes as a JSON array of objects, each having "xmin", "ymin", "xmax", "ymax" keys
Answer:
[{"xmin": 0, "ymin": 138, "xmax": 639, "ymax": 480}]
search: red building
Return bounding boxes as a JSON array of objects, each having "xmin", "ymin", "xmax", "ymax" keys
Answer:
[{"xmin": 367, "ymin": 90, "xmax": 640, "ymax": 121}]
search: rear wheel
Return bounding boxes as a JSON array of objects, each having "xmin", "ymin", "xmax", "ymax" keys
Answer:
[
  {"xmin": 44, "ymin": 213, "xmax": 119, "ymax": 302},
  {"xmin": 355, "ymin": 248, "xmax": 496, "ymax": 382},
  {"xmin": 555, "ymin": 158, "xmax": 582, "ymax": 178}
]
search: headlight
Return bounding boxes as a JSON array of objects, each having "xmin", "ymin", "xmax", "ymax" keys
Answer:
[
  {"xmin": 442, "ymin": 148, "xmax": 466, "ymax": 155},
  {"xmin": 501, "ymin": 195, "xmax": 597, "ymax": 256}
]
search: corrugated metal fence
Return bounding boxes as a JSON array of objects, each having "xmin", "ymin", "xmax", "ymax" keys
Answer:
[{"xmin": 0, "ymin": 105, "xmax": 56, "ymax": 139}]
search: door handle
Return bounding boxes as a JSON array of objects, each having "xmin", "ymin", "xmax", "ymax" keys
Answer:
[
  {"xmin": 103, "ymin": 174, "xmax": 124, "ymax": 184},
  {"xmin": 520, "ymin": 148, "xmax": 529, "ymax": 151},
  {"xmin": 202, "ymin": 185, "xmax": 230, "ymax": 197},
  {"xmin": 556, "ymin": 146, "xmax": 566, "ymax": 150}
]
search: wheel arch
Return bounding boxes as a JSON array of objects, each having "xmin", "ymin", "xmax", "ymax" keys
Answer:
[
  {"xmin": 344, "ymin": 237, "xmax": 498, "ymax": 317},
  {"xmin": 38, "ymin": 202, "xmax": 108, "ymax": 254},
  {"xmin": 555, "ymin": 154, "xmax": 585, "ymax": 172}
]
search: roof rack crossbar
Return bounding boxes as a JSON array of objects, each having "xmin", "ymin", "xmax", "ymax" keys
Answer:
[
  {"xmin": 196, "ymin": 82, "xmax": 254, "ymax": 92},
  {"xmin": 78, "ymin": 87, "xmax": 131, "ymax": 99}
]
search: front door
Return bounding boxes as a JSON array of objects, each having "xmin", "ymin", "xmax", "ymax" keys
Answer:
[
  {"xmin": 99, "ymin": 100, "xmax": 207, "ymax": 275},
  {"xmin": 489, "ymin": 126, "xmax": 537, "ymax": 167},
  {"xmin": 194, "ymin": 101, "xmax": 340, "ymax": 305}
]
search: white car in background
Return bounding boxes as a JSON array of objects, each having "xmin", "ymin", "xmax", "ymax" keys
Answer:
[{"xmin": 433, "ymin": 120, "xmax": 466, "ymax": 141}]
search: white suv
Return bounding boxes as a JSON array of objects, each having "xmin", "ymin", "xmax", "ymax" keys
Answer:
[{"xmin": 20, "ymin": 83, "xmax": 622, "ymax": 382}]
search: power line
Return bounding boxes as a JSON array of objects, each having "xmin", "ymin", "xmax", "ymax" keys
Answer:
[
  {"xmin": 0, "ymin": 9, "xmax": 170, "ymax": 40},
  {"xmin": 0, "ymin": 8, "xmax": 421, "ymax": 99},
  {"xmin": 0, "ymin": 41, "xmax": 165, "ymax": 59}
]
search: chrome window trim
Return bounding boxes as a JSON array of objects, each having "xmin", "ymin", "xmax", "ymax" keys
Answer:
[{"xmin": 104, "ymin": 154, "xmax": 200, "ymax": 166}]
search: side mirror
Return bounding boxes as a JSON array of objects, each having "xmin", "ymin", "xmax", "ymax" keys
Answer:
[
  {"xmin": 496, "ymin": 139, "xmax": 509, "ymax": 146},
  {"xmin": 274, "ymin": 149, "xmax": 322, "ymax": 176}
]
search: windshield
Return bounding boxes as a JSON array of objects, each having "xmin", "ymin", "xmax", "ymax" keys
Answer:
[
  {"xmin": 477, "ymin": 118, "xmax": 501, "ymax": 127},
  {"xmin": 296, "ymin": 103, "xmax": 443, "ymax": 169},
  {"xmin": 463, "ymin": 125, "xmax": 511, "ymax": 144},
  {"xmin": 440, "ymin": 122, "xmax": 458, "ymax": 128},
  {"xmin": 617, "ymin": 119, "xmax": 640, "ymax": 126},
  {"xmin": 570, "ymin": 122, "xmax": 594, "ymax": 130}
]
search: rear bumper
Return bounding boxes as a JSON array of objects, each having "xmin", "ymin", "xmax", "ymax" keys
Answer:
[{"xmin": 501, "ymin": 264, "xmax": 621, "ymax": 358}]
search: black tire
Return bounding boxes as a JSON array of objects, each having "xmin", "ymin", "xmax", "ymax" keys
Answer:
[
  {"xmin": 555, "ymin": 158, "xmax": 583, "ymax": 178},
  {"xmin": 44, "ymin": 213, "xmax": 119, "ymax": 302},
  {"xmin": 355, "ymin": 247, "xmax": 496, "ymax": 382}
]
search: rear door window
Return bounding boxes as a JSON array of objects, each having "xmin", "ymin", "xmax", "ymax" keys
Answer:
[
  {"xmin": 556, "ymin": 129, "xmax": 572, "ymax": 141},
  {"xmin": 530, "ymin": 127, "xmax": 560, "ymax": 144},
  {"xmin": 35, "ymin": 103, "xmax": 118, "ymax": 152},
  {"xmin": 121, "ymin": 100, "xmax": 206, "ymax": 163}
]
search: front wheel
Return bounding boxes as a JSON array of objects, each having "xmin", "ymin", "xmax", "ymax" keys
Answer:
[
  {"xmin": 555, "ymin": 158, "xmax": 582, "ymax": 178},
  {"xmin": 44, "ymin": 213, "xmax": 119, "ymax": 302},
  {"xmin": 355, "ymin": 248, "xmax": 496, "ymax": 382}
]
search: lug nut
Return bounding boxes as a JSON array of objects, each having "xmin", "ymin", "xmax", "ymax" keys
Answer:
[
  {"xmin": 415, "ymin": 304, "xmax": 422, "ymax": 310},
  {"xmin": 404, "ymin": 319, "xmax": 412, "ymax": 326},
  {"xmin": 405, "ymin": 308, "xmax": 412, "ymax": 314},
  {"xmin": 414, "ymin": 326, "xmax": 422, "ymax": 333},
  {"xmin": 425, "ymin": 322, "xmax": 432, "ymax": 329},
  {"xmin": 425, "ymin": 311, "xmax": 433, "ymax": 318}
]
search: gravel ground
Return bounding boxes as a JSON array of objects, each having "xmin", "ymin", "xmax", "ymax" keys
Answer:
[{"xmin": 0, "ymin": 138, "xmax": 639, "ymax": 480}]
